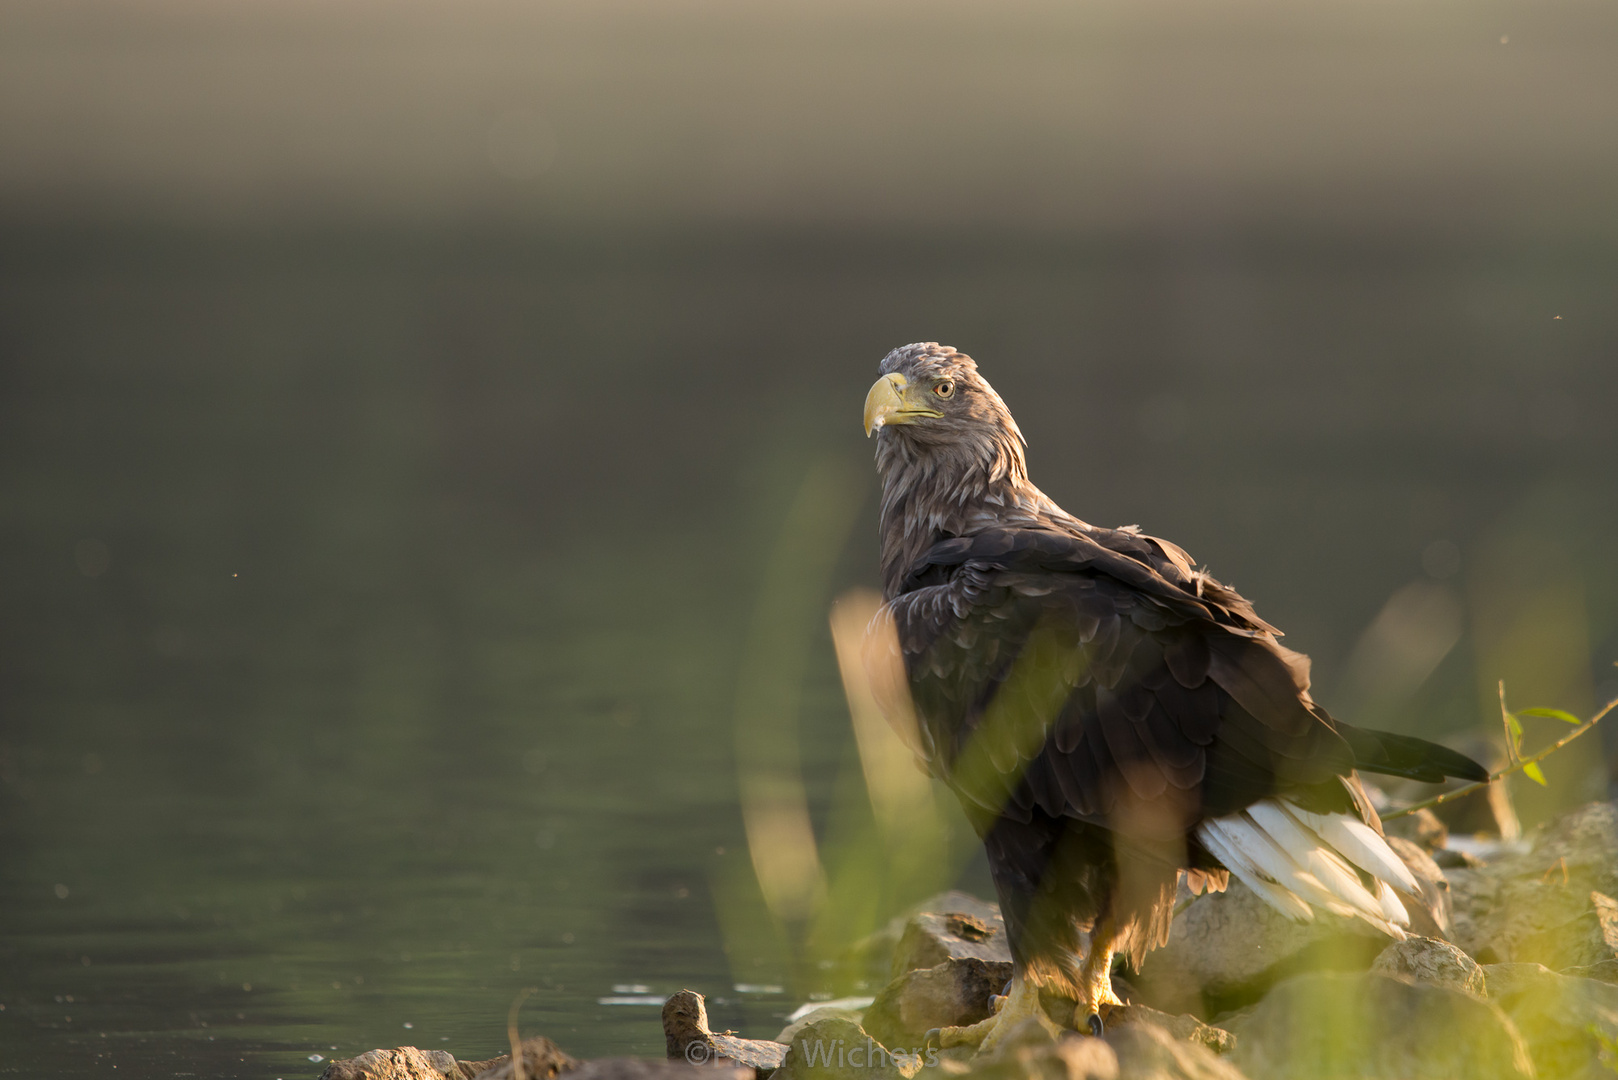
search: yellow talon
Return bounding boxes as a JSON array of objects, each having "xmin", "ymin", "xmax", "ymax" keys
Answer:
[
  {"xmin": 1070, "ymin": 933, "xmax": 1124, "ymax": 1036},
  {"xmin": 933, "ymin": 976, "xmax": 1062, "ymax": 1054}
]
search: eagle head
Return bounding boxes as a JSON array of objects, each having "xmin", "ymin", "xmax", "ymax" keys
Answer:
[
  {"xmin": 865, "ymin": 343, "xmax": 1039, "ymax": 596},
  {"xmin": 863, "ymin": 342, "xmax": 1025, "ymax": 451}
]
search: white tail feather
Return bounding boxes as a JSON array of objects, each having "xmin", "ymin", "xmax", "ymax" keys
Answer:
[
  {"xmin": 1196, "ymin": 799, "xmax": 1414, "ymax": 937},
  {"xmin": 1245, "ymin": 802, "xmax": 1389, "ymax": 924},
  {"xmin": 1193, "ymin": 819, "xmax": 1315, "ymax": 921},
  {"xmin": 1376, "ymin": 880, "xmax": 1409, "ymax": 927},
  {"xmin": 1283, "ymin": 802, "xmax": 1421, "ymax": 895},
  {"xmin": 1206, "ymin": 814, "xmax": 1362, "ymax": 921}
]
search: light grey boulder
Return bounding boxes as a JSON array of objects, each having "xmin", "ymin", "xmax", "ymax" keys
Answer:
[
  {"xmin": 1135, "ymin": 836, "xmax": 1449, "ymax": 1013},
  {"xmin": 891, "ymin": 909, "xmax": 1013, "ymax": 977},
  {"xmin": 1448, "ymin": 801, "xmax": 1618, "ymax": 965},
  {"xmin": 1525, "ymin": 802, "xmax": 1618, "ymax": 894},
  {"xmin": 1133, "ymin": 878, "xmax": 1392, "ymax": 1014},
  {"xmin": 1514, "ymin": 891, "xmax": 1618, "ymax": 971},
  {"xmin": 1444, "ymin": 864, "xmax": 1498, "ymax": 957},
  {"xmin": 1227, "ymin": 972, "xmax": 1532, "ymax": 1080},
  {"xmin": 1371, "ymin": 936, "xmax": 1486, "ymax": 996},
  {"xmin": 843, "ymin": 891, "xmax": 1006, "ymax": 987}
]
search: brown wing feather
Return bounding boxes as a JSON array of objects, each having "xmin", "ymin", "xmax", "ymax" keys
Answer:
[{"xmin": 887, "ymin": 526, "xmax": 1362, "ymax": 832}]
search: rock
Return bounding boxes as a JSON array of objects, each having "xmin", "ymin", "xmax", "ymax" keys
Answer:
[
  {"xmin": 1515, "ymin": 891, "xmax": 1618, "ymax": 971},
  {"xmin": 1383, "ymin": 835, "xmax": 1452, "ymax": 939},
  {"xmin": 1564, "ymin": 959, "xmax": 1618, "ymax": 985},
  {"xmin": 1384, "ymin": 807, "xmax": 1448, "ymax": 852},
  {"xmin": 784, "ymin": 998, "xmax": 877, "ymax": 1025},
  {"xmin": 660, "ymin": 990, "xmax": 787, "ymax": 1071},
  {"xmin": 1226, "ymin": 972, "xmax": 1532, "ymax": 1079},
  {"xmin": 1435, "ymin": 801, "xmax": 1618, "ymax": 966},
  {"xmin": 1106, "ymin": 1005, "xmax": 1236, "ymax": 1055},
  {"xmin": 1520, "ymin": 802, "xmax": 1618, "ymax": 895},
  {"xmin": 844, "ymin": 891, "xmax": 1006, "ymax": 985},
  {"xmin": 1370, "ymin": 936, "xmax": 1485, "ymax": 996},
  {"xmin": 776, "ymin": 1007, "xmax": 867, "ymax": 1045},
  {"xmin": 771, "ymin": 1016, "xmax": 912, "ymax": 1080},
  {"xmin": 968, "ymin": 1017, "xmax": 1247, "ymax": 1080},
  {"xmin": 321, "ymin": 1043, "xmax": 569, "ymax": 1080},
  {"xmin": 1135, "ymin": 835, "xmax": 1452, "ymax": 1014},
  {"xmin": 467, "ymin": 1039, "xmax": 580, "ymax": 1080},
  {"xmin": 1443, "ymin": 865, "xmax": 1497, "ymax": 957},
  {"xmin": 1133, "ymin": 877, "xmax": 1393, "ymax": 1015},
  {"xmin": 1431, "ymin": 848, "xmax": 1483, "ymax": 870},
  {"xmin": 1453, "ymin": 877, "xmax": 1618, "ymax": 966},
  {"xmin": 321, "ymin": 1047, "xmax": 475, "ymax": 1080},
  {"xmin": 964, "ymin": 1020, "xmax": 1120, "ymax": 1080},
  {"xmin": 1483, "ymin": 962, "xmax": 1618, "ymax": 1080},
  {"xmin": 1478, "ymin": 872, "xmax": 1595, "ymax": 962},
  {"xmin": 564, "ymin": 1062, "xmax": 749, "ymax": 1080},
  {"xmin": 1108, "ymin": 1024, "xmax": 1249, "ymax": 1080},
  {"xmin": 861, "ymin": 957, "xmax": 1010, "ymax": 1051},
  {"xmin": 1480, "ymin": 962, "xmax": 1558, "ymax": 998},
  {"xmin": 891, "ymin": 910, "xmax": 1014, "ymax": 978}
]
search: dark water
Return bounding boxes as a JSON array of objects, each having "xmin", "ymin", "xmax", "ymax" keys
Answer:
[{"xmin": 3, "ymin": 226, "xmax": 1616, "ymax": 1078}]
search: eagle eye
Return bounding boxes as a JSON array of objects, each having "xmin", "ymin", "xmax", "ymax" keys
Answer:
[{"xmin": 934, "ymin": 381, "xmax": 955, "ymax": 398}]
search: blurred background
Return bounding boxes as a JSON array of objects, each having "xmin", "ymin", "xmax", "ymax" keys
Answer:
[{"xmin": 2, "ymin": 1, "xmax": 1616, "ymax": 1076}]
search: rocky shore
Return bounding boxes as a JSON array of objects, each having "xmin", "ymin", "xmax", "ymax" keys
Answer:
[{"xmin": 320, "ymin": 798, "xmax": 1618, "ymax": 1080}]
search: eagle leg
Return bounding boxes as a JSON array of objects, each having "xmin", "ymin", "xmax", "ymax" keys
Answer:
[
  {"xmin": 1072, "ymin": 917, "xmax": 1125, "ymax": 1037},
  {"xmin": 935, "ymin": 974, "xmax": 1061, "ymax": 1053}
]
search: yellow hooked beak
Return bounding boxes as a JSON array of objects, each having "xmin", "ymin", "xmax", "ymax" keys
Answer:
[{"xmin": 863, "ymin": 373, "xmax": 943, "ymax": 437}]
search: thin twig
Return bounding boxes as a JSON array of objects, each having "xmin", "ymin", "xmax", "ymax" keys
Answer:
[
  {"xmin": 1384, "ymin": 692, "xmax": 1618, "ymax": 821},
  {"xmin": 1499, "ymin": 681, "xmax": 1520, "ymax": 765}
]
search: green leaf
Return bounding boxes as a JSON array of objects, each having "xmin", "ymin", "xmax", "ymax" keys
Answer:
[
  {"xmin": 1522, "ymin": 761, "xmax": 1548, "ymax": 786},
  {"xmin": 1519, "ymin": 707, "xmax": 1583, "ymax": 725},
  {"xmin": 1506, "ymin": 712, "xmax": 1525, "ymax": 753}
]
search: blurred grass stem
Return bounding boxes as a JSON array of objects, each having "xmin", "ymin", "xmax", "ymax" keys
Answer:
[{"xmin": 507, "ymin": 986, "xmax": 537, "ymax": 1080}]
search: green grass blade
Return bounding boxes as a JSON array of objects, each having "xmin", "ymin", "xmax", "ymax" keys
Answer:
[{"xmin": 1519, "ymin": 707, "xmax": 1583, "ymax": 725}]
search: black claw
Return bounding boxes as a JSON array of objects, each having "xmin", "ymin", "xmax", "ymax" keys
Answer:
[
  {"xmin": 923, "ymin": 1028, "xmax": 942, "ymax": 1052},
  {"xmin": 1001, "ymin": 980, "xmax": 1013, "ymax": 997},
  {"xmin": 1086, "ymin": 1013, "xmax": 1104, "ymax": 1038}
]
